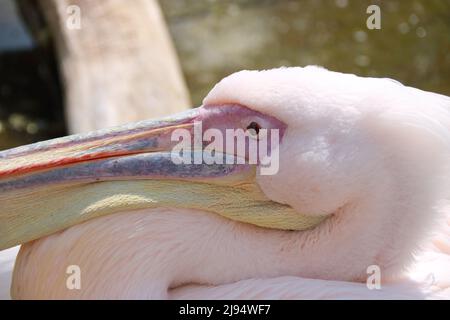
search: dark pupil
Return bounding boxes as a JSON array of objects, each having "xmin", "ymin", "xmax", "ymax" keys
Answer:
[{"xmin": 247, "ymin": 121, "xmax": 261, "ymax": 135}]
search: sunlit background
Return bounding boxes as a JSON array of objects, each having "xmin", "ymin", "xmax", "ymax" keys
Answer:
[{"xmin": 0, "ymin": 0, "xmax": 449, "ymax": 150}]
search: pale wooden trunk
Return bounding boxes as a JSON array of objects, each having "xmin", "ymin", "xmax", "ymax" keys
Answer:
[{"xmin": 39, "ymin": 0, "xmax": 190, "ymax": 133}]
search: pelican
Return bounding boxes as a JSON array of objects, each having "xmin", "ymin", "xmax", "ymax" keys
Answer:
[{"xmin": 1, "ymin": 66, "xmax": 449, "ymax": 299}]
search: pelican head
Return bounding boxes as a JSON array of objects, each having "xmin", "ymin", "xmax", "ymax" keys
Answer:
[
  {"xmin": 203, "ymin": 66, "xmax": 450, "ymax": 279},
  {"xmin": 3, "ymin": 66, "xmax": 450, "ymax": 298}
]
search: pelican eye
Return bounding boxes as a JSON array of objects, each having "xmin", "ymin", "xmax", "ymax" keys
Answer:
[{"xmin": 246, "ymin": 121, "xmax": 261, "ymax": 138}]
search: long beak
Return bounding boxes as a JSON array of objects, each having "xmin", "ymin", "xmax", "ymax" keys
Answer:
[{"xmin": 0, "ymin": 108, "xmax": 324, "ymax": 250}]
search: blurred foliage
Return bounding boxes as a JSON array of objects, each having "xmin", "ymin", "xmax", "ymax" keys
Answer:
[
  {"xmin": 0, "ymin": 0, "xmax": 449, "ymax": 149},
  {"xmin": 160, "ymin": 0, "xmax": 450, "ymax": 105}
]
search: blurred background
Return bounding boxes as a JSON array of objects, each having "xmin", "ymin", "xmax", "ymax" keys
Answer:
[{"xmin": 0, "ymin": 0, "xmax": 449, "ymax": 150}]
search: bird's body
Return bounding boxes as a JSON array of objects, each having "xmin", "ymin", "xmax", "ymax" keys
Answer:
[
  {"xmin": 3, "ymin": 66, "xmax": 450, "ymax": 299},
  {"xmin": 10, "ymin": 207, "xmax": 450, "ymax": 299}
]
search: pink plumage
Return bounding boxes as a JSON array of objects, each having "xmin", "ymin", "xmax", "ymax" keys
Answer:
[{"xmin": 4, "ymin": 67, "xmax": 450, "ymax": 299}]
